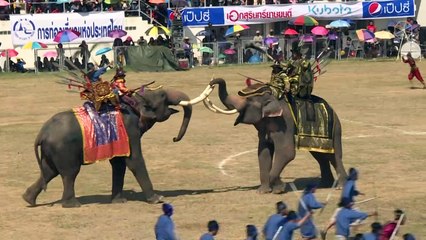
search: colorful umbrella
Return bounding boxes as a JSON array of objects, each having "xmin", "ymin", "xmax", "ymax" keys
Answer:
[
  {"xmin": 0, "ymin": 0, "xmax": 10, "ymax": 7},
  {"xmin": 108, "ymin": 29, "xmax": 127, "ymax": 38},
  {"xmin": 1, "ymin": 49, "xmax": 19, "ymax": 57},
  {"xmin": 289, "ymin": 16, "xmax": 318, "ymax": 26},
  {"xmin": 95, "ymin": 47, "xmax": 113, "ymax": 56},
  {"xmin": 225, "ymin": 24, "xmax": 249, "ymax": 37},
  {"xmin": 218, "ymin": 53, "xmax": 226, "ymax": 59},
  {"xmin": 56, "ymin": 0, "xmax": 72, "ymax": 4},
  {"xmin": 43, "ymin": 51, "xmax": 58, "ymax": 58},
  {"xmin": 356, "ymin": 29, "xmax": 375, "ymax": 41},
  {"xmin": 54, "ymin": 29, "xmax": 81, "ymax": 43},
  {"xmin": 374, "ymin": 31, "xmax": 395, "ymax": 40},
  {"xmin": 149, "ymin": 0, "xmax": 165, "ymax": 4},
  {"xmin": 22, "ymin": 41, "xmax": 48, "ymax": 50},
  {"xmin": 145, "ymin": 26, "xmax": 170, "ymax": 36},
  {"xmin": 283, "ymin": 28, "xmax": 298, "ymax": 35},
  {"xmin": 264, "ymin": 37, "xmax": 279, "ymax": 45},
  {"xmin": 196, "ymin": 30, "xmax": 211, "ymax": 37},
  {"xmin": 329, "ymin": 20, "xmax": 350, "ymax": 28},
  {"xmin": 299, "ymin": 34, "xmax": 314, "ymax": 43},
  {"xmin": 224, "ymin": 49, "xmax": 236, "ymax": 55},
  {"xmin": 311, "ymin": 26, "xmax": 328, "ymax": 36},
  {"xmin": 199, "ymin": 46, "xmax": 214, "ymax": 54}
]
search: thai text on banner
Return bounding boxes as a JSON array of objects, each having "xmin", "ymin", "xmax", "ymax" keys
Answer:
[{"xmin": 10, "ymin": 12, "xmax": 125, "ymax": 46}]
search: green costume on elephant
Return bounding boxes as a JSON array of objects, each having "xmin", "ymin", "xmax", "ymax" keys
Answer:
[{"xmin": 269, "ymin": 52, "xmax": 313, "ymax": 100}]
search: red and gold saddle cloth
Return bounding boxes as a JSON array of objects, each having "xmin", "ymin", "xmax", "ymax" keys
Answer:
[{"xmin": 73, "ymin": 102, "xmax": 130, "ymax": 164}]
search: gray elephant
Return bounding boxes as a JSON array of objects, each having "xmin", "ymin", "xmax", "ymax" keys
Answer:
[
  {"xmin": 204, "ymin": 78, "xmax": 346, "ymax": 194},
  {"xmin": 23, "ymin": 85, "xmax": 210, "ymax": 208}
]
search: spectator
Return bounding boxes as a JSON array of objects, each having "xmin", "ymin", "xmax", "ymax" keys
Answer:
[
  {"xmin": 113, "ymin": 37, "xmax": 124, "ymax": 66},
  {"xmin": 335, "ymin": 198, "xmax": 377, "ymax": 239},
  {"xmin": 123, "ymin": 36, "xmax": 134, "ymax": 65},
  {"xmin": 246, "ymin": 225, "xmax": 258, "ymax": 240},
  {"xmin": 367, "ymin": 20, "xmax": 377, "ymax": 33},
  {"xmin": 183, "ymin": 37, "xmax": 193, "ymax": 68},
  {"xmin": 199, "ymin": 220, "xmax": 219, "ymax": 240},
  {"xmin": 16, "ymin": 58, "xmax": 27, "ymax": 73},
  {"xmin": 56, "ymin": 43, "xmax": 65, "ymax": 68},
  {"xmin": 253, "ymin": 30, "xmax": 263, "ymax": 47},
  {"xmin": 381, "ymin": 209, "xmax": 406, "ymax": 240},
  {"xmin": 148, "ymin": 37, "xmax": 156, "ymax": 46},
  {"xmin": 35, "ymin": 56, "xmax": 43, "ymax": 72},
  {"xmin": 43, "ymin": 57, "xmax": 52, "ymax": 72},
  {"xmin": 155, "ymin": 203, "xmax": 177, "ymax": 240},
  {"xmin": 137, "ymin": 36, "xmax": 147, "ymax": 46},
  {"xmin": 267, "ymin": 29, "xmax": 275, "ymax": 38},
  {"xmin": 14, "ymin": 0, "xmax": 23, "ymax": 14},
  {"xmin": 263, "ymin": 201, "xmax": 288, "ymax": 240},
  {"xmin": 50, "ymin": 57, "xmax": 58, "ymax": 71},
  {"xmin": 363, "ymin": 222, "xmax": 382, "ymax": 240},
  {"xmin": 124, "ymin": 36, "xmax": 135, "ymax": 46},
  {"xmin": 99, "ymin": 54, "xmax": 110, "ymax": 68},
  {"xmin": 79, "ymin": 40, "xmax": 90, "ymax": 68},
  {"xmin": 73, "ymin": 57, "xmax": 82, "ymax": 69}
]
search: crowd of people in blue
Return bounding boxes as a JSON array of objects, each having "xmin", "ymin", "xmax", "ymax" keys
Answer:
[{"xmin": 152, "ymin": 168, "xmax": 416, "ymax": 240}]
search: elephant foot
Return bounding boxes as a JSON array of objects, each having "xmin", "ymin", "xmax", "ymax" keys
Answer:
[
  {"xmin": 146, "ymin": 194, "xmax": 164, "ymax": 204},
  {"xmin": 111, "ymin": 196, "xmax": 127, "ymax": 204},
  {"xmin": 272, "ymin": 182, "xmax": 285, "ymax": 194},
  {"xmin": 22, "ymin": 189, "xmax": 36, "ymax": 207},
  {"xmin": 62, "ymin": 198, "xmax": 81, "ymax": 208},
  {"xmin": 257, "ymin": 185, "xmax": 272, "ymax": 194}
]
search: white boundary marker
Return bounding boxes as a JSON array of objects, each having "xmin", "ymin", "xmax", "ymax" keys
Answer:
[{"xmin": 218, "ymin": 149, "xmax": 257, "ymax": 176}]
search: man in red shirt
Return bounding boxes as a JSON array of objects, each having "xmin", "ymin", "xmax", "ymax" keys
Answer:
[
  {"xmin": 380, "ymin": 209, "xmax": 406, "ymax": 240},
  {"xmin": 367, "ymin": 21, "xmax": 377, "ymax": 33},
  {"xmin": 402, "ymin": 52, "xmax": 426, "ymax": 88}
]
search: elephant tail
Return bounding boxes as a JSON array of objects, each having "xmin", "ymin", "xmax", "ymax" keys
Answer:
[{"xmin": 34, "ymin": 131, "xmax": 47, "ymax": 191}]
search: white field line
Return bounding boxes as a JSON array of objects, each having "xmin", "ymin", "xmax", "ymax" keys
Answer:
[
  {"xmin": 342, "ymin": 119, "xmax": 426, "ymax": 136},
  {"xmin": 218, "ymin": 149, "xmax": 257, "ymax": 176}
]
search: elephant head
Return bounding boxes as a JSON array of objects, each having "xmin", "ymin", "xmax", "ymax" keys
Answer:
[
  {"xmin": 134, "ymin": 84, "xmax": 213, "ymax": 142},
  {"xmin": 205, "ymin": 78, "xmax": 283, "ymax": 126}
]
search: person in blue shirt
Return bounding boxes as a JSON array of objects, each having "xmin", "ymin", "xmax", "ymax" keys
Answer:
[
  {"xmin": 341, "ymin": 168, "xmax": 364, "ymax": 203},
  {"xmin": 298, "ymin": 183, "xmax": 324, "ymax": 239},
  {"xmin": 155, "ymin": 203, "xmax": 177, "ymax": 240},
  {"xmin": 335, "ymin": 198, "xmax": 377, "ymax": 239},
  {"xmin": 86, "ymin": 62, "xmax": 112, "ymax": 83},
  {"xmin": 199, "ymin": 220, "xmax": 219, "ymax": 240},
  {"xmin": 278, "ymin": 211, "xmax": 311, "ymax": 240},
  {"xmin": 363, "ymin": 222, "xmax": 382, "ymax": 240},
  {"xmin": 263, "ymin": 201, "xmax": 288, "ymax": 240},
  {"xmin": 246, "ymin": 225, "xmax": 258, "ymax": 240}
]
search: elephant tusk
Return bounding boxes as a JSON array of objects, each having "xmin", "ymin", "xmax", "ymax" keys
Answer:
[
  {"xmin": 203, "ymin": 97, "xmax": 238, "ymax": 115},
  {"xmin": 178, "ymin": 85, "xmax": 214, "ymax": 106}
]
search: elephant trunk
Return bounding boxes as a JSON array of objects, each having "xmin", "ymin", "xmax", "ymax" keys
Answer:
[
  {"xmin": 209, "ymin": 78, "xmax": 246, "ymax": 111},
  {"xmin": 165, "ymin": 90, "xmax": 192, "ymax": 142}
]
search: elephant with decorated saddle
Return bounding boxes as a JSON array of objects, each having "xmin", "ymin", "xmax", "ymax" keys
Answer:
[
  {"xmin": 23, "ymin": 85, "xmax": 212, "ymax": 208},
  {"xmin": 203, "ymin": 78, "xmax": 347, "ymax": 194}
]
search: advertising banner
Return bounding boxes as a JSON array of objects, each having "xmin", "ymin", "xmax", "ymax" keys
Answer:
[
  {"xmin": 362, "ymin": 0, "xmax": 415, "ymax": 19},
  {"xmin": 170, "ymin": 0, "xmax": 415, "ymax": 27},
  {"xmin": 10, "ymin": 12, "xmax": 125, "ymax": 46}
]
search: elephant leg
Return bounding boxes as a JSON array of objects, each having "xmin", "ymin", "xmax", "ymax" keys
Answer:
[
  {"xmin": 23, "ymin": 158, "xmax": 59, "ymax": 207},
  {"xmin": 126, "ymin": 141, "xmax": 163, "ymax": 204},
  {"xmin": 61, "ymin": 169, "xmax": 81, "ymax": 208},
  {"xmin": 310, "ymin": 152, "xmax": 334, "ymax": 187},
  {"xmin": 329, "ymin": 117, "xmax": 347, "ymax": 187},
  {"xmin": 110, "ymin": 158, "xmax": 127, "ymax": 203},
  {"xmin": 257, "ymin": 140, "xmax": 274, "ymax": 194},
  {"xmin": 270, "ymin": 132, "xmax": 295, "ymax": 194}
]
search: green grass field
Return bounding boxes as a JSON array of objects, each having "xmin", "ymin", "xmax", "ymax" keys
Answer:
[{"xmin": 0, "ymin": 60, "xmax": 425, "ymax": 239}]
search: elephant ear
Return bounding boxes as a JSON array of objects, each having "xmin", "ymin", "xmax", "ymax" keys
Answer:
[{"xmin": 262, "ymin": 98, "xmax": 283, "ymax": 118}]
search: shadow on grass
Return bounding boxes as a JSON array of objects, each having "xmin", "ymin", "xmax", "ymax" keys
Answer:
[{"xmin": 29, "ymin": 185, "xmax": 259, "ymax": 206}]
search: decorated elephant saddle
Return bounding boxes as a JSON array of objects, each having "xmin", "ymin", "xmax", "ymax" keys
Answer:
[
  {"xmin": 286, "ymin": 95, "xmax": 335, "ymax": 153},
  {"xmin": 73, "ymin": 102, "xmax": 130, "ymax": 164},
  {"xmin": 238, "ymin": 83, "xmax": 272, "ymax": 97}
]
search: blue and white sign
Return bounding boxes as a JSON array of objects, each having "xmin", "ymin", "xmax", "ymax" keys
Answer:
[
  {"xmin": 10, "ymin": 12, "xmax": 125, "ymax": 45},
  {"xmin": 362, "ymin": 0, "xmax": 415, "ymax": 19},
  {"xmin": 169, "ymin": 7, "xmax": 225, "ymax": 26}
]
